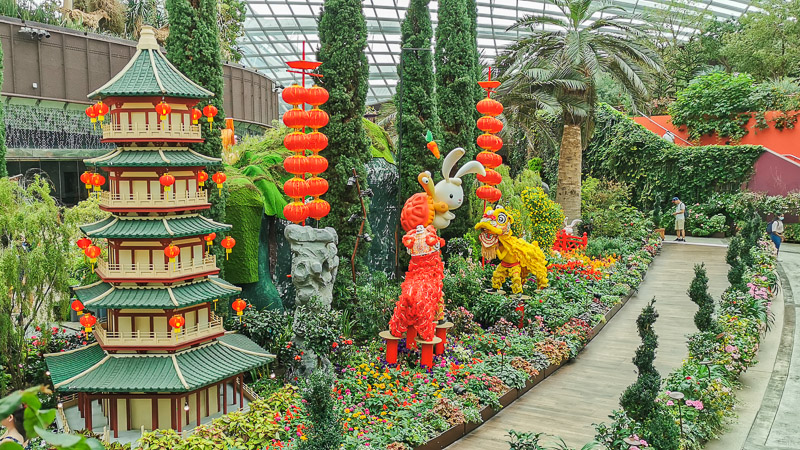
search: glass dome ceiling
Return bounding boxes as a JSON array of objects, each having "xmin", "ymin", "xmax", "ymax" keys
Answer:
[{"xmin": 239, "ymin": 0, "xmax": 757, "ymax": 105}]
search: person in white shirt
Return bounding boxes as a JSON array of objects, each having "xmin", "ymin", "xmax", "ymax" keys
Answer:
[
  {"xmin": 671, "ymin": 197, "xmax": 686, "ymax": 242},
  {"xmin": 769, "ymin": 214, "xmax": 785, "ymax": 254}
]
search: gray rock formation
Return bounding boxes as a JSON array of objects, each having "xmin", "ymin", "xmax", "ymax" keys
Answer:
[{"xmin": 285, "ymin": 224, "xmax": 340, "ymax": 376}]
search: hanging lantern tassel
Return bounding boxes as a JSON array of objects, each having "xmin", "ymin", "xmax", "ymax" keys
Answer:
[
  {"xmin": 213, "ymin": 298, "xmax": 218, "ymax": 311},
  {"xmin": 221, "ymin": 236, "xmax": 236, "ymax": 260}
]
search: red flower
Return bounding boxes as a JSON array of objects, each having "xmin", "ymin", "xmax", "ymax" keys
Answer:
[
  {"xmin": 332, "ymin": 342, "xmax": 339, "ymax": 348},
  {"xmin": 294, "ymin": 355, "xmax": 302, "ymax": 361}
]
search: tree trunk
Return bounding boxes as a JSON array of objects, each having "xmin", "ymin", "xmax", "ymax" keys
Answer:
[{"xmin": 556, "ymin": 123, "xmax": 582, "ymax": 221}]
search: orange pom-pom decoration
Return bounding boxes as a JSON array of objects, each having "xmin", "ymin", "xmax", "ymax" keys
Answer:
[
  {"xmin": 307, "ymin": 199, "xmax": 331, "ymax": 220},
  {"xmin": 282, "ymin": 108, "xmax": 307, "ymax": 129},
  {"xmin": 283, "ymin": 177, "xmax": 309, "ymax": 198},
  {"xmin": 305, "ymin": 85, "xmax": 330, "ymax": 106},
  {"xmin": 477, "ymin": 169, "xmax": 502, "ymax": 186},
  {"xmin": 305, "ymin": 176, "xmax": 329, "ymax": 197},
  {"xmin": 283, "ymin": 201, "xmax": 309, "ymax": 224},
  {"xmin": 306, "ymin": 108, "xmax": 329, "ymax": 130},
  {"xmin": 281, "ymin": 84, "xmax": 307, "ymax": 105}
]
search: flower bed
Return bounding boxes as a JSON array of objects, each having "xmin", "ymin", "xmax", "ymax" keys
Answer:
[{"xmin": 595, "ymin": 236, "xmax": 777, "ymax": 450}]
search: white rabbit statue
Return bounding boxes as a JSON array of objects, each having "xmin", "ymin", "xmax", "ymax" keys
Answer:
[{"xmin": 431, "ymin": 148, "xmax": 486, "ymax": 229}]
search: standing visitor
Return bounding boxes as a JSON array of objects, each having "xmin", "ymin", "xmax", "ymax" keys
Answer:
[
  {"xmin": 0, "ymin": 407, "xmax": 27, "ymax": 446},
  {"xmin": 768, "ymin": 213, "xmax": 785, "ymax": 255},
  {"xmin": 671, "ymin": 197, "xmax": 686, "ymax": 242}
]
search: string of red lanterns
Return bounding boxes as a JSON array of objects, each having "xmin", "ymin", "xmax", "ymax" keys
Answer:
[
  {"xmin": 282, "ymin": 84, "xmax": 311, "ymax": 224},
  {"xmin": 475, "ymin": 69, "xmax": 504, "ymax": 204}
]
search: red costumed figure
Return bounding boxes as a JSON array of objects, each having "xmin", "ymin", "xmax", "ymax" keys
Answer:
[{"xmin": 389, "ymin": 225, "xmax": 445, "ymax": 342}]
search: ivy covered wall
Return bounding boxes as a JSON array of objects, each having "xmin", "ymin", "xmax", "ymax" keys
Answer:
[
  {"xmin": 224, "ymin": 176, "xmax": 263, "ymax": 284},
  {"xmin": 585, "ymin": 104, "xmax": 765, "ymax": 210}
]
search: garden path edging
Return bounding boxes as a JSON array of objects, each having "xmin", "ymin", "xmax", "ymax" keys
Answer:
[{"xmin": 414, "ymin": 285, "xmax": 638, "ymax": 450}]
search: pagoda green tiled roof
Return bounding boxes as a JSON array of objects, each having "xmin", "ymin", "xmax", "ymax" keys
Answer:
[
  {"xmin": 74, "ymin": 277, "xmax": 241, "ymax": 309},
  {"xmin": 80, "ymin": 214, "xmax": 230, "ymax": 239},
  {"xmin": 88, "ymin": 28, "xmax": 213, "ymax": 100},
  {"xmin": 85, "ymin": 148, "xmax": 222, "ymax": 168},
  {"xmin": 45, "ymin": 334, "xmax": 274, "ymax": 393}
]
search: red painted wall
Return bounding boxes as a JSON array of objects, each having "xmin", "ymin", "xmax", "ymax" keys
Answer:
[
  {"xmin": 748, "ymin": 150, "xmax": 800, "ymax": 196},
  {"xmin": 633, "ymin": 111, "xmax": 800, "ymax": 159}
]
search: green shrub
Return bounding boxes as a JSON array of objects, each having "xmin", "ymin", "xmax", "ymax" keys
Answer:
[
  {"xmin": 443, "ymin": 256, "xmax": 488, "ymax": 309},
  {"xmin": 297, "ymin": 368, "xmax": 342, "ymax": 450},
  {"xmin": 471, "ymin": 292, "xmax": 517, "ymax": 328},
  {"xmin": 688, "ymin": 264, "xmax": 717, "ymax": 332},
  {"xmin": 620, "ymin": 299, "xmax": 660, "ymax": 423}
]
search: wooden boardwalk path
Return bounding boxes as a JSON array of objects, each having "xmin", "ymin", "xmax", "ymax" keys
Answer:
[{"xmin": 447, "ymin": 242, "xmax": 730, "ymax": 449}]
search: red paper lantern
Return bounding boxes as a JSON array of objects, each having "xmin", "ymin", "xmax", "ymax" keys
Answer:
[
  {"xmin": 477, "ymin": 133, "xmax": 503, "ymax": 152},
  {"xmin": 282, "ymin": 84, "xmax": 307, "ymax": 105},
  {"xmin": 477, "ymin": 169, "xmax": 502, "ymax": 186},
  {"xmin": 232, "ymin": 298, "xmax": 247, "ymax": 316},
  {"xmin": 476, "ymin": 185, "xmax": 502, "ymax": 203},
  {"xmin": 306, "ymin": 155, "xmax": 328, "ymax": 175},
  {"xmin": 90, "ymin": 173, "xmax": 105, "ymax": 191},
  {"xmin": 283, "ymin": 132, "xmax": 308, "ymax": 152},
  {"xmin": 203, "ymin": 105, "xmax": 218, "ymax": 130},
  {"xmin": 95, "ymin": 102, "xmax": 109, "ymax": 122},
  {"xmin": 71, "ymin": 299, "xmax": 84, "ymax": 316},
  {"xmin": 80, "ymin": 314, "xmax": 97, "ymax": 333},
  {"xmin": 283, "ymin": 201, "xmax": 309, "ymax": 224},
  {"xmin": 476, "ymin": 97, "xmax": 503, "ymax": 116},
  {"xmin": 221, "ymin": 236, "xmax": 236, "ymax": 260},
  {"xmin": 307, "ymin": 199, "xmax": 331, "ymax": 220},
  {"xmin": 212, "ymin": 172, "xmax": 226, "ymax": 194},
  {"xmin": 282, "ymin": 108, "xmax": 308, "ymax": 129},
  {"xmin": 191, "ymin": 108, "xmax": 203, "ymax": 125},
  {"xmin": 159, "ymin": 173, "xmax": 176, "ymax": 191},
  {"xmin": 476, "ymin": 151, "xmax": 502, "ymax": 169},
  {"xmin": 84, "ymin": 245, "xmax": 101, "ymax": 262},
  {"xmin": 164, "ymin": 244, "xmax": 180, "ymax": 263},
  {"xmin": 85, "ymin": 105, "xmax": 99, "ymax": 123},
  {"xmin": 306, "ymin": 131, "xmax": 328, "ymax": 152},
  {"xmin": 80, "ymin": 171, "xmax": 93, "ymax": 190},
  {"xmin": 283, "ymin": 154, "xmax": 309, "ymax": 176},
  {"xmin": 477, "ymin": 115, "xmax": 504, "ymax": 134},
  {"xmin": 306, "ymin": 176, "xmax": 329, "ymax": 197},
  {"xmin": 283, "ymin": 177, "xmax": 309, "ymax": 198},
  {"xmin": 197, "ymin": 170, "xmax": 209, "ymax": 187},
  {"xmin": 169, "ymin": 315, "xmax": 186, "ymax": 333},
  {"xmin": 305, "ymin": 85, "xmax": 330, "ymax": 106},
  {"xmin": 204, "ymin": 232, "xmax": 216, "ymax": 249},
  {"xmin": 155, "ymin": 101, "xmax": 171, "ymax": 121},
  {"xmin": 307, "ymin": 108, "xmax": 329, "ymax": 130},
  {"xmin": 76, "ymin": 237, "xmax": 91, "ymax": 250}
]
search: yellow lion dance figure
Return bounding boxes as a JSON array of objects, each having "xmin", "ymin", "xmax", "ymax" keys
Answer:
[{"xmin": 475, "ymin": 206, "xmax": 548, "ymax": 294}]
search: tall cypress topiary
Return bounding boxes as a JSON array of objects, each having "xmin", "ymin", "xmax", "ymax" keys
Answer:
[
  {"xmin": 0, "ymin": 37, "xmax": 6, "ymax": 177},
  {"xmin": 165, "ymin": 0, "xmax": 225, "ymax": 159},
  {"xmin": 435, "ymin": 0, "xmax": 478, "ymax": 238},
  {"xmin": 317, "ymin": 0, "xmax": 371, "ymax": 263},
  {"xmin": 689, "ymin": 263, "xmax": 716, "ymax": 332},
  {"xmin": 620, "ymin": 298, "xmax": 661, "ymax": 423},
  {"xmin": 397, "ymin": 0, "xmax": 439, "ymax": 204}
]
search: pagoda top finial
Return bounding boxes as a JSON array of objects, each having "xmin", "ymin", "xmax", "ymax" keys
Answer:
[{"xmin": 137, "ymin": 26, "xmax": 159, "ymax": 51}]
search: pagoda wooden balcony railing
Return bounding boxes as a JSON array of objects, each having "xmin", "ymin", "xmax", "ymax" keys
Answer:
[
  {"xmin": 96, "ymin": 256, "xmax": 218, "ymax": 281},
  {"xmin": 99, "ymin": 190, "xmax": 209, "ymax": 210},
  {"xmin": 101, "ymin": 122, "xmax": 202, "ymax": 141},
  {"xmin": 94, "ymin": 313, "xmax": 224, "ymax": 348}
]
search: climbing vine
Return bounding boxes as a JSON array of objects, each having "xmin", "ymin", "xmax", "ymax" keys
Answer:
[{"xmin": 584, "ymin": 104, "xmax": 764, "ymax": 210}]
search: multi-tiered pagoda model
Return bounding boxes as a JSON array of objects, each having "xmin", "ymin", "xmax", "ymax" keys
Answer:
[{"xmin": 45, "ymin": 27, "xmax": 273, "ymax": 439}]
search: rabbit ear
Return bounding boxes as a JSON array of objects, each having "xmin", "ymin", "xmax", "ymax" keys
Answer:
[
  {"xmin": 454, "ymin": 161, "xmax": 486, "ymax": 179},
  {"xmin": 441, "ymin": 148, "xmax": 466, "ymax": 180}
]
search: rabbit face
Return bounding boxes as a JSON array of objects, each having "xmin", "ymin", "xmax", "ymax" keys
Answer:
[{"xmin": 433, "ymin": 180, "xmax": 464, "ymax": 210}]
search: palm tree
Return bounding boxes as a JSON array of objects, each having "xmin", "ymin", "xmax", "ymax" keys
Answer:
[{"xmin": 500, "ymin": 0, "xmax": 662, "ymax": 220}]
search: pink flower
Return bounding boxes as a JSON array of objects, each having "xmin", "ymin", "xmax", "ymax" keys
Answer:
[{"xmin": 666, "ymin": 400, "xmax": 674, "ymax": 406}]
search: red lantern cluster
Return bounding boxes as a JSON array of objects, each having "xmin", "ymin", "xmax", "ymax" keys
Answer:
[
  {"xmin": 280, "ymin": 81, "xmax": 331, "ymax": 224},
  {"xmin": 475, "ymin": 73, "xmax": 504, "ymax": 204}
]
